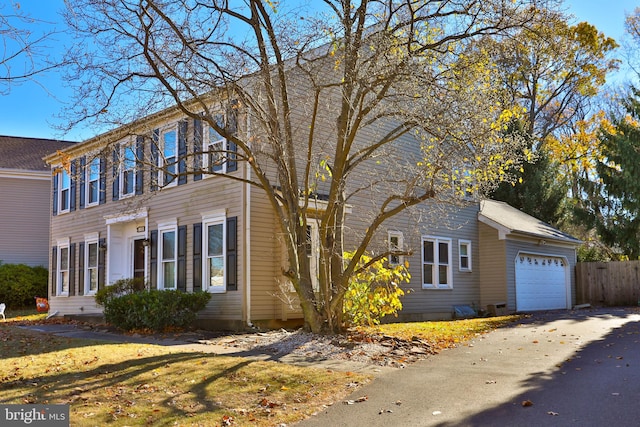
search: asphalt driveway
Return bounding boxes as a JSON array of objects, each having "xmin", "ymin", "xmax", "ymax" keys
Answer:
[{"xmin": 297, "ymin": 308, "xmax": 640, "ymax": 427}]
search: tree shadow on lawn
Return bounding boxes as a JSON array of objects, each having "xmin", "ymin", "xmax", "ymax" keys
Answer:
[
  {"xmin": 0, "ymin": 343, "xmax": 259, "ymax": 423},
  {"xmin": 433, "ymin": 313, "xmax": 640, "ymax": 427}
]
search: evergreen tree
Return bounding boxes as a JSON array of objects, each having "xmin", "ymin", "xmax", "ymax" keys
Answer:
[
  {"xmin": 490, "ymin": 121, "xmax": 568, "ymax": 226},
  {"xmin": 577, "ymin": 87, "xmax": 640, "ymax": 259}
]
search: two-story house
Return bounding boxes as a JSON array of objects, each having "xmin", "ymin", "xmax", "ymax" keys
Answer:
[
  {"xmin": 44, "ymin": 49, "xmax": 581, "ymax": 329},
  {"xmin": 44, "ymin": 95, "xmax": 581, "ymax": 330}
]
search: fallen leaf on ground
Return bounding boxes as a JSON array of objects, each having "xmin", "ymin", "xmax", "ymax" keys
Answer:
[
  {"xmin": 521, "ymin": 400, "xmax": 533, "ymax": 407},
  {"xmin": 344, "ymin": 396, "xmax": 368, "ymax": 405}
]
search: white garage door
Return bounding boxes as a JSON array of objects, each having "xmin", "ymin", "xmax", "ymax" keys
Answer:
[{"xmin": 515, "ymin": 254, "xmax": 568, "ymax": 311}]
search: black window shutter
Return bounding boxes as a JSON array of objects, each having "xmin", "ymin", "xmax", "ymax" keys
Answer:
[
  {"xmin": 52, "ymin": 173, "xmax": 59, "ymax": 216},
  {"xmin": 177, "ymin": 225, "xmax": 187, "ymax": 291},
  {"xmin": 112, "ymin": 148, "xmax": 120, "ymax": 201},
  {"xmin": 226, "ymin": 216, "xmax": 237, "ymax": 291},
  {"xmin": 51, "ymin": 246, "xmax": 57, "ymax": 297},
  {"xmin": 70, "ymin": 160, "xmax": 77, "ymax": 211},
  {"xmin": 98, "ymin": 238, "xmax": 106, "ymax": 291},
  {"xmin": 79, "ymin": 156, "xmax": 86, "ymax": 209},
  {"xmin": 150, "ymin": 230, "xmax": 158, "ymax": 289},
  {"xmin": 78, "ymin": 242, "xmax": 85, "ymax": 296},
  {"xmin": 178, "ymin": 120, "xmax": 188, "ymax": 185},
  {"xmin": 136, "ymin": 135, "xmax": 145, "ymax": 195},
  {"xmin": 193, "ymin": 119, "xmax": 203, "ymax": 181},
  {"xmin": 99, "ymin": 156, "xmax": 107, "ymax": 205},
  {"xmin": 151, "ymin": 129, "xmax": 159, "ymax": 191},
  {"xmin": 69, "ymin": 243, "xmax": 76, "ymax": 296},
  {"xmin": 193, "ymin": 222, "xmax": 202, "ymax": 291}
]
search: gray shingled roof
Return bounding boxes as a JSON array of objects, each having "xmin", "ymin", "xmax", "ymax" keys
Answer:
[
  {"xmin": 0, "ymin": 135, "xmax": 76, "ymax": 171},
  {"xmin": 479, "ymin": 199, "xmax": 581, "ymax": 244}
]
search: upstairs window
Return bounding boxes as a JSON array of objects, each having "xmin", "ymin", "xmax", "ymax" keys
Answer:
[
  {"xmin": 160, "ymin": 127, "xmax": 178, "ymax": 187},
  {"xmin": 422, "ymin": 236, "xmax": 452, "ymax": 289},
  {"xmin": 452, "ymin": 165, "xmax": 476, "ymax": 200},
  {"xmin": 86, "ymin": 158, "xmax": 100, "ymax": 206},
  {"xmin": 120, "ymin": 143, "xmax": 136, "ymax": 197},
  {"xmin": 203, "ymin": 114, "xmax": 226, "ymax": 175},
  {"xmin": 59, "ymin": 169, "xmax": 70, "ymax": 213}
]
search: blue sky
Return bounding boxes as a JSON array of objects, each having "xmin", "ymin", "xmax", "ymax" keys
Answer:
[{"xmin": 1, "ymin": 0, "xmax": 638, "ymax": 142}]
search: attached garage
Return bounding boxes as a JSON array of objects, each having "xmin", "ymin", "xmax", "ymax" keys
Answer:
[
  {"xmin": 514, "ymin": 253, "xmax": 569, "ymax": 311},
  {"xmin": 478, "ymin": 200, "xmax": 581, "ymax": 313}
]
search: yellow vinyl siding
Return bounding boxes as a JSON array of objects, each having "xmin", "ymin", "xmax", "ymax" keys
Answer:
[{"xmin": 478, "ymin": 222, "xmax": 508, "ymax": 310}]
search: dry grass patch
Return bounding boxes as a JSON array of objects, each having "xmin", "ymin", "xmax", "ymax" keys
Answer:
[
  {"xmin": 361, "ymin": 315, "xmax": 522, "ymax": 350},
  {"xmin": 0, "ymin": 325, "xmax": 369, "ymax": 426}
]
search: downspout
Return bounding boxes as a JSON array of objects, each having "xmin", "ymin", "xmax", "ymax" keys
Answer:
[{"xmin": 245, "ymin": 112, "xmax": 253, "ymax": 328}]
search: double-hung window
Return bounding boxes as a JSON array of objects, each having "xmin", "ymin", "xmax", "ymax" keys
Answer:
[
  {"xmin": 160, "ymin": 127, "xmax": 178, "ymax": 187},
  {"xmin": 57, "ymin": 238, "xmax": 70, "ymax": 295},
  {"xmin": 422, "ymin": 236, "xmax": 452, "ymax": 289},
  {"xmin": 388, "ymin": 231, "xmax": 404, "ymax": 266},
  {"xmin": 203, "ymin": 214, "xmax": 225, "ymax": 292},
  {"xmin": 203, "ymin": 114, "xmax": 226, "ymax": 175},
  {"xmin": 158, "ymin": 221, "xmax": 177, "ymax": 289},
  {"xmin": 59, "ymin": 169, "xmax": 71, "ymax": 213},
  {"xmin": 120, "ymin": 143, "xmax": 136, "ymax": 197},
  {"xmin": 86, "ymin": 158, "xmax": 100, "ymax": 206},
  {"xmin": 459, "ymin": 240, "xmax": 472, "ymax": 272},
  {"xmin": 85, "ymin": 234, "xmax": 99, "ymax": 294}
]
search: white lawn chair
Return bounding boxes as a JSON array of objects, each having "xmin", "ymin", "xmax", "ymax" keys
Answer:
[{"xmin": 0, "ymin": 303, "xmax": 5, "ymax": 321}]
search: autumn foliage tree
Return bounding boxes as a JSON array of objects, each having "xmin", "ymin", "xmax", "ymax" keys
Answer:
[
  {"xmin": 61, "ymin": 0, "xmax": 551, "ymax": 333},
  {"xmin": 487, "ymin": 9, "xmax": 618, "ymax": 225}
]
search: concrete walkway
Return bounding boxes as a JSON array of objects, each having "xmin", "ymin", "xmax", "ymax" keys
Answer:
[{"xmin": 297, "ymin": 308, "xmax": 640, "ymax": 426}]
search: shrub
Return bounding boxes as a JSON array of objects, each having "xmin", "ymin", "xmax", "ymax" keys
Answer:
[
  {"xmin": 0, "ymin": 263, "xmax": 48, "ymax": 309},
  {"xmin": 343, "ymin": 251, "xmax": 411, "ymax": 327},
  {"xmin": 96, "ymin": 279, "xmax": 211, "ymax": 331},
  {"xmin": 94, "ymin": 277, "xmax": 146, "ymax": 306}
]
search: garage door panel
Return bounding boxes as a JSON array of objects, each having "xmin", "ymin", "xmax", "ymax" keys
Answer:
[{"xmin": 515, "ymin": 254, "xmax": 567, "ymax": 311}]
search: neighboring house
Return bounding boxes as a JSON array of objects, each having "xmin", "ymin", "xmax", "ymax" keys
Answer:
[{"xmin": 0, "ymin": 136, "xmax": 76, "ymax": 267}]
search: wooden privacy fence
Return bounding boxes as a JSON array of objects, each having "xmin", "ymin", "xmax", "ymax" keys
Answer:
[{"xmin": 575, "ymin": 260, "xmax": 640, "ymax": 306}]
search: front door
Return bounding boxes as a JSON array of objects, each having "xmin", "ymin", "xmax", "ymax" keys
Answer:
[{"xmin": 133, "ymin": 239, "xmax": 145, "ymax": 280}]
